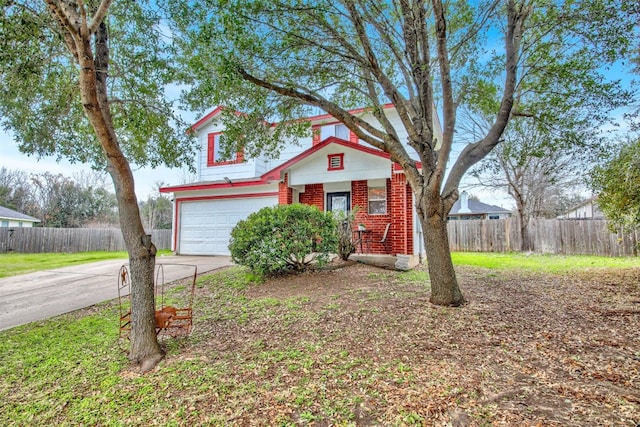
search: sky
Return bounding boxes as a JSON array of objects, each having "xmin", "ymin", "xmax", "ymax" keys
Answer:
[
  {"xmin": 0, "ymin": 128, "xmax": 189, "ymax": 200},
  {"xmin": 0, "ymin": 44, "xmax": 636, "ymax": 210}
]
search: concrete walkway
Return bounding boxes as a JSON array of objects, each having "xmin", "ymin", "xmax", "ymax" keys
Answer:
[{"xmin": 0, "ymin": 255, "xmax": 232, "ymax": 331}]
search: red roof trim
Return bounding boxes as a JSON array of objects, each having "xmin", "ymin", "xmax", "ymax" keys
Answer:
[
  {"xmin": 262, "ymin": 136, "xmax": 390, "ymax": 181},
  {"xmin": 190, "ymin": 103, "xmax": 397, "ymax": 133},
  {"xmin": 190, "ymin": 106, "xmax": 224, "ymax": 132}
]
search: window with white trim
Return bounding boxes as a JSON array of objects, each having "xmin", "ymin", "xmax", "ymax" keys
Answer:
[
  {"xmin": 368, "ymin": 185, "xmax": 387, "ymax": 214},
  {"xmin": 320, "ymin": 123, "xmax": 349, "ymax": 140}
]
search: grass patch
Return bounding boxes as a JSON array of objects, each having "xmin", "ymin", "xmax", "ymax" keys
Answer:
[
  {"xmin": 1, "ymin": 259, "xmax": 638, "ymax": 425},
  {"xmin": 451, "ymin": 251, "xmax": 640, "ymax": 273},
  {"xmin": 0, "ymin": 250, "xmax": 172, "ymax": 278}
]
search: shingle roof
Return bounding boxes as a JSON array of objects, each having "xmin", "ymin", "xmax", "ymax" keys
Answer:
[
  {"xmin": 0, "ymin": 205, "xmax": 40, "ymax": 222},
  {"xmin": 449, "ymin": 199, "xmax": 511, "ymax": 215}
]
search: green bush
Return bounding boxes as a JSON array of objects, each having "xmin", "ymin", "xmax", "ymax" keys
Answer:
[
  {"xmin": 334, "ymin": 210, "xmax": 358, "ymax": 261},
  {"xmin": 229, "ymin": 204, "xmax": 338, "ymax": 275}
]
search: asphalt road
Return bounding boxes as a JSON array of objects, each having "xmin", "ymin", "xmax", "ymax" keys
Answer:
[{"xmin": 0, "ymin": 255, "xmax": 232, "ymax": 331}]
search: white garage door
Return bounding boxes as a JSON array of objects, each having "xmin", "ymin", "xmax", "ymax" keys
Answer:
[{"xmin": 178, "ymin": 197, "xmax": 277, "ymax": 255}]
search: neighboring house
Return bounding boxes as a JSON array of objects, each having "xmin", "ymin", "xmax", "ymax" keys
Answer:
[
  {"xmin": 0, "ymin": 205, "xmax": 40, "ymax": 227},
  {"xmin": 559, "ymin": 196, "xmax": 604, "ymax": 220},
  {"xmin": 447, "ymin": 191, "xmax": 512, "ymax": 221},
  {"xmin": 160, "ymin": 104, "xmax": 443, "ymax": 266}
]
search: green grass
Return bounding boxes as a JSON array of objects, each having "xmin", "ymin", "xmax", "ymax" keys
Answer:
[
  {"xmin": 0, "ymin": 250, "xmax": 172, "ymax": 278},
  {"xmin": 1, "ymin": 259, "xmax": 638, "ymax": 425},
  {"xmin": 451, "ymin": 251, "xmax": 640, "ymax": 273}
]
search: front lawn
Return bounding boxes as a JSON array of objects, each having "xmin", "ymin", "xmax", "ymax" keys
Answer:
[
  {"xmin": 0, "ymin": 250, "xmax": 172, "ymax": 278},
  {"xmin": 1, "ymin": 254, "xmax": 638, "ymax": 425}
]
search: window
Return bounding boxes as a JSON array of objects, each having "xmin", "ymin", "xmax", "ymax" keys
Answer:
[
  {"xmin": 320, "ymin": 123, "xmax": 349, "ymax": 140},
  {"xmin": 327, "ymin": 192, "xmax": 350, "ymax": 215},
  {"xmin": 1, "ymin": 221, "xmax": 8, "ymax": 227},
  {"xmin": 368, "ymin": 186, "xmax": 387, "ymax": 215},
  {"xmin": 488, "ymin": 214, "xmax": 500, "ymax": 220},
  {"xmin": 207, "ymin": 132, "xmax": 244, "ymax": 166},
  {"xmin": 327, "ymin": 153, "xmax": 344, "ymax": 171}
]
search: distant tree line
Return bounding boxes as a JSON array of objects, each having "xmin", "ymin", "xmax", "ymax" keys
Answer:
[{"xmin": 0, "ymin": 168, "xmax": 172, "ymax": 229}]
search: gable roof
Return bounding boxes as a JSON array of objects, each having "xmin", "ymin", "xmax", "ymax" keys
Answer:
[
  {"xmin": 159, "ymin": 137, "xmax": 392, "ymax": 194},
  {"xmin": 449, "ymin": 199, "xmax": 511, "ymax": 215},
  {"xmin": 0, "ymin": 205, "xmax": 40, "ymax": 222},
  {"xmin": 262, "ymin": 136, "xmax": 391, "ymax": 181},
  {"xmin": 189, "ymin": 104, "xmax": 400, "ymax": 132}
]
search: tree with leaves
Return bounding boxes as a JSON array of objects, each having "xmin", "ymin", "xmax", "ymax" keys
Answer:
[
  {"xmin": 139, "ymin": 183, "xmax": 173, "ymax": 230},
  {"xmin": 0, "ymin": 167, "xmax": 36, "ymax": 215},
  {"xmin": 0, "ymin": 1, "xmax": 195, "ymax": 370},
  {"xmin": 591, "ymin": 137, "xmax": 640, "ymax": 233},
  {"xmin": 169, "ymin": 0, "xmax": 635, "ymax": 306},
  {"xmin": 470, "ymin": 118, "xmax": 605, "ymax": 251}
]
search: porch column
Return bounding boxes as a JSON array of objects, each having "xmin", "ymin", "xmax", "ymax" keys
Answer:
[
  {"xmin": 278, "ymin": 173, "xmax": 293, "ymax": 205},
  {"xmin": 390, "ymin": 170, "xmax": 412, "ymax": 255}
]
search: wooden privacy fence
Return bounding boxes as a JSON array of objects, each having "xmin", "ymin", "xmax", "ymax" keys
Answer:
[
  {"xmin": 447, "ymin": 218, "xmax": 639, "ymax": 257},
  {"xmin": 0, "ymin": 228, "xmax": 171, "ymax": 253}
]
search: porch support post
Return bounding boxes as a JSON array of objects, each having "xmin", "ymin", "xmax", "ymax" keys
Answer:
[
  {"xmin": 278, "ymin": 173, "xmax": 293, "ymax": 205},
  {"xmin": 390, "ymin": 167, "xmax": 411, "ymax": 256}
]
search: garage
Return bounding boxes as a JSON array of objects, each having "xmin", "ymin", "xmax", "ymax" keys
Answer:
[{"xmin": 177, "ymin": 196, "xmax": 277, "ymax": 255}]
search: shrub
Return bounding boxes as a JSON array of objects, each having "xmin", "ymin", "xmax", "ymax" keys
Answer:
[
  {"xmin": 334, "ymin": 210, "xmax": 358, "ymax": 261},
  {"xmin": 229, "ymin": 204, "xmax": 338, "ymax": 275}
]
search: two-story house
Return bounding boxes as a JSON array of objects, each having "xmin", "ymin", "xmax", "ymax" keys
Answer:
[{"xmin": 160, "ymin": 104, "xmax": 441, "ymax": 267}]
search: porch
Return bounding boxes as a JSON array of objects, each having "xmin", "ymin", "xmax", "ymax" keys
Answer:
[{"xmin": 278, "ymin": 173, "xmax": 416, "ymax": 258}]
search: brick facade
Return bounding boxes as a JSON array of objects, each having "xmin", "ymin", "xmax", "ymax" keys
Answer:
[
  {"xmin": 281, "ymin": 174, "xmax": 413, "ymax": 256},
  {"xmin": 278, "ymin": 173, "xmax": 293, "ymax": 205},
  {"xmin": 298, "ymin": 183, "xmax": 324, "ymax": 211}
]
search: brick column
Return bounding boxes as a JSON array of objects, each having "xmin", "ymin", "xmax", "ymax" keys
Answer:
[
  {"xmin": 390, "ymin": 170, "xmax": 410, "ymax": 255},
  {"xmin": 278, "ymin": 173, "xmax": 293, "ymax": 205}
]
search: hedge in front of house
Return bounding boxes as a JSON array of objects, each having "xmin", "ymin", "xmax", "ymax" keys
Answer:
[{"xmin": 229, "ymin": 204, "xmax": 338, "ymax": 275}]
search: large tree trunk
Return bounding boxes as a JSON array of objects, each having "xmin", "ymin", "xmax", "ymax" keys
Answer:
[
  {"xmin": 416, "ymin": 189, "xmax": 464, "ymax": 306},
  {"xmin": 46, "ymin": 5, "xmax": 164, "ymax": 371},
  {"xmin": 513, "ymin": 193, "xmax": 531, "ymax": 252},
  {"xmin": 108, "ymin": 154, "xmax": 162, "ymax": 371},
  {"xmin": 421, "ymin": 213, "xmax": 465, "ymax": 306}
]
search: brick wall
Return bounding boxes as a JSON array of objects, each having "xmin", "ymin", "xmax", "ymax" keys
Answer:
[
  {"xmin": 299, "ymin": 183, "xmax": 324, "ymax": 210},
  {"xmin": 278, "ymin": 173, "xmax": 293, "ymax": 205},
  {"xmin": 287, "ymin": 176, "xmax": 413, "ymax": 256},
  {"xmin": 389, "ymin": 172, "xmax": 413, "ymax": 255}
]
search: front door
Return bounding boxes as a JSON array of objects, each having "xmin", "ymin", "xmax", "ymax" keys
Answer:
[{"xmin": 326, "ymin": 192, "xmax": 351, "ymax": 215}]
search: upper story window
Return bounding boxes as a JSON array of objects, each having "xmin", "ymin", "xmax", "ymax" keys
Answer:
[
  {"xmin": 207, "ymin": 132, "xmax": 244, "ymax": 166},
  {"xmin": 312, "ymin": 122, "xmax": 357, "ymax": 145},
  {"xmin": 321, "ymin": 123, "xmax": 349, "ymax": 140},
  {"xmin": 368, "ymin": 185, "xmax": 387, "ymax": 215}
]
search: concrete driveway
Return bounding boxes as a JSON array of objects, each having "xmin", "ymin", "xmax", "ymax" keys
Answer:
[{"xmin": 0, "ymin": 255, "xmax": 233, "ymax": 331}]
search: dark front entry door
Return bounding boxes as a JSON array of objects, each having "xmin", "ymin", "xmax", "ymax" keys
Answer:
[{"xmin": 326, "ymin": 192, "xmax": 351, "ymax": 215}]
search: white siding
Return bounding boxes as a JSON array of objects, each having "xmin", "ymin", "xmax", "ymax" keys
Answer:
[{"xmin": 288, "ymin": 145, "xmax": 390, "ymax": 186}]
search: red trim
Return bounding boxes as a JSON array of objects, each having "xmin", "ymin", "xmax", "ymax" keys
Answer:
[
  {"xmin": 191, "ymin": 106, "xmax": 224, "ymax": 132},
  {"xmin": 393, "ymin": 161, "xmax": 422, "ymax": 172},
  {"xmin": 173, "ymin": 192, "xmax": 279, "ymax": 251},
  {"xmin": 312, "ymin": 125, "xmax": 321, "ymax": 146},
  {"xmin": 262, "ymin": 136, "xmax": 390, "ymax": 181},
  {"xmin": 160, "ymin": 179, "xmax": 270, "ymax": 193},
  {"xmin": 190, "ymin": 103, "xmax": 397, "ymax": 133},
  {"xmin": 349, "ymin": 130, "xmax": 359, "ymax": 144},
  {"xmin": 206, "ymin": 131, "xmax": 244, "ymax": 167},
  {"xmin": 207, "ymin": 133, "xmax": 216, "ymax": 165},
  {"xmin": 327, "ymin": 153, "xmax": 345, "ymax": 171}
]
